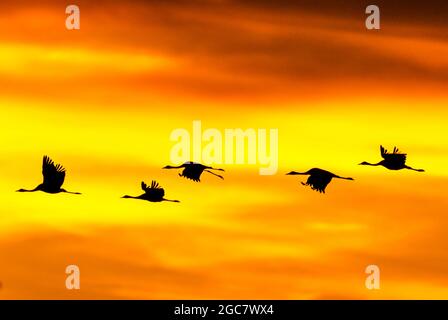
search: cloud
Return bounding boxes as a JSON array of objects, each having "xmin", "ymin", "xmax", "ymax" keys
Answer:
[
  {"xmin": 1, "ymin": 0, "xmax": 447, "ymax": 104},
  {"xmin": 0, "ymin": 0, "xmax": 447, "ymax": 300}
]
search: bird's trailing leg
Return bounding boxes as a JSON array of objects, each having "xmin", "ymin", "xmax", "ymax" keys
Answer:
[
  {"xmin": 207, "ymin": 167, "xmax": 225, "ymax": 172},
  {"xmin": 405, "ymin": 166, "xmax": 425, "ymax": 172},
  {"xmin": 162, "ymin": 198, "xmax": 180, "ymax": 203},
  {"xmin": 61, "ymin": 189, "xmax": 82, "ymax": 195},
  {"xmin": 204, "ymin": 170, "xmax": 224, "ymax": 180},
  {"xmin": 333, "ymin": 175, "xmax": 355, "ymax": 181}
]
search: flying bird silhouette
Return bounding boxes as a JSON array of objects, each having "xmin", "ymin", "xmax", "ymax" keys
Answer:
[
  {"xmin": 359, "ymin": 146, "xmax": 425, "ymax": 172},
  {"xmin": 122, "ymin": 180, "xmax": 180, "ymax": 203},
  {"xmin": 163, "ymin": 161, "xmax": 224, "ymax": 182},
  {"xmin": 16, "ymin": 156, "xmax": 81, "ymax": 194},
  {"xmin": 287, "ymin": 168, "xmax": 354, "ymax": 193}
]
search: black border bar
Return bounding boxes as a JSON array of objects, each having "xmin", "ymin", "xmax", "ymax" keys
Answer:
[{"xmin": 1, "ymin": 300, "xmax": 446, "ymax": 318}]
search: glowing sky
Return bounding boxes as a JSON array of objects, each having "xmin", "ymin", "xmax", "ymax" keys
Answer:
[{"xmin": 0, "ymin": 0, "xmax": 447, "ymax": 299}]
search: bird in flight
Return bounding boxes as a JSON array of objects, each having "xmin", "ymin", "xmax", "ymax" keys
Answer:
[
  {"xmin": 163, "ymin": 161, "xmax": 224, "ymax": 182},
  {"xmin": 287, "ymin": 168, "xmax": 354, "ymax": 193},
  {"xmin": 16, "ymin": 156, "xmax": 81, "ymax": 194},
  {"xmin": 359, "ymin": 146, "xmax": 425, "ymax": 172},
  {"xmin": 122, "ymin": 180, "xmax": 180, "ymax": 203}
]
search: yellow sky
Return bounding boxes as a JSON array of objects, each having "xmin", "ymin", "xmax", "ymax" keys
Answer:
[{"xmin": 0, "ymin": 0, "xmax": 447, "ymax": 299}]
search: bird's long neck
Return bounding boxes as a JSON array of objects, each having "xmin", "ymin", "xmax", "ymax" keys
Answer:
[
  {"xmin": 122, "ymin": 195, "xmax": 138, "ymax": 199},
  {"xmin": 287, "ymin": 171, "xmax": 308, "ymax": 175},
  {"xmin": 362, "ymin": 162, "xmax": 381, "ymax": 166},
  {"xmin": 16, "ymin": 186, "xmax": 40, "ymax": 192},
  {"xmin": 164, "ymin": 165, "xmax": 185, "ymax": 169}
]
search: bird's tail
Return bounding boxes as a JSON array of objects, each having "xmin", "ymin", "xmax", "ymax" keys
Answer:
[{"xmin": 335, "ymin": 176, "xmax": 354, "ymax": 180}]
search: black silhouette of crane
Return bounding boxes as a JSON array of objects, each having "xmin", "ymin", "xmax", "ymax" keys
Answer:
[
  {"xmin": 359, "ymin": 146, "xmax": 425, "ymax": 172},
  {"xmin": 122, "ymin": 180, "xmax": 180, "ymax": 203},
  {"xmin": 16, "ymin": 156, "xmax": 81, "ymax": 195},
  {"xmin": 163, "ymin": 161, "xmax": 224, "ymax": 182},
  {"xmin": 287, "ymin": 168, "xmax": 354, "ymax": 193}
]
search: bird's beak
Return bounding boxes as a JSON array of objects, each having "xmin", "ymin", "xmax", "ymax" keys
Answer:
[{"xmin": 286, "ymin": 171, "xmax": 295, "ymax": 175}]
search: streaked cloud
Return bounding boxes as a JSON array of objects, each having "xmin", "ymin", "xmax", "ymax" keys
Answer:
[{"xmin": 0, "ymin": 0, "xmax": 447, "ymax": 299}]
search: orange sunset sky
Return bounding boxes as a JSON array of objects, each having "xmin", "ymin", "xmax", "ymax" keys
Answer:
[{"xmin": 0, "ymin": 0, "xmax": 447, "ymax": 299}]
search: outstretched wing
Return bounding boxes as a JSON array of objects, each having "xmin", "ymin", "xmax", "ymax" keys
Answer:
[
  {"xmin": 380, "ymin": 145, "xmax": 406, "ymax": 166},
  {"xmin": 181, "ymin": 164, "xmax": 204, "ymax": 182},
  {"xmin": 42, "ymin": 156, "xmax": 66, "ymax": 190},
  {"xmin": 304, "ymin": 174, "xmax": 332, "ymax": 193},
  {"xmin": 141, "ymin": 180, "xmax": 165, "ymax": 198}
]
